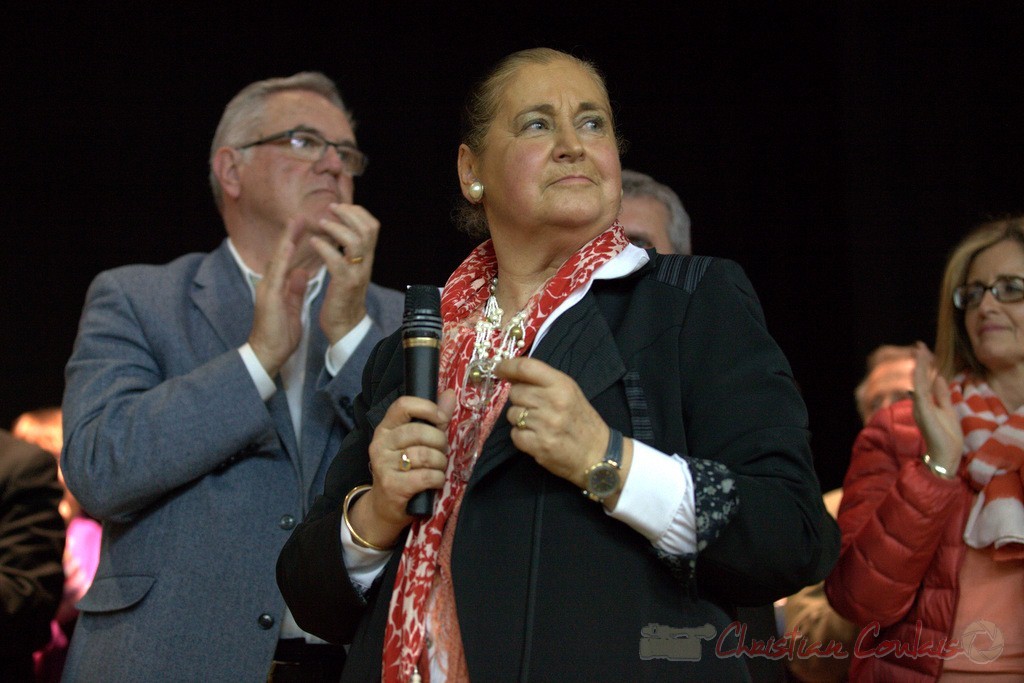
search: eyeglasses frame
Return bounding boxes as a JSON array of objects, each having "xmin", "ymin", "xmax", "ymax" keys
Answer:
[
  {"xmin": 952, "ymin": 275, "xmax": 1024, "ymax": 311},
  {"xmin": 236, "ymin": 128, "xmax": 368, "ymax": 176}
]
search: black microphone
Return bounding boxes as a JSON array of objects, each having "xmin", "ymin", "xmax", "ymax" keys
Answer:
[{"xmin": 402, "ymin": 285, "xmax": 442, "ymax": 517}]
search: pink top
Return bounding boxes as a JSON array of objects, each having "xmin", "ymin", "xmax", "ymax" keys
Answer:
[{"xmin": 942, "ymin": 545, "xmax": 1023, "ymax": 680}]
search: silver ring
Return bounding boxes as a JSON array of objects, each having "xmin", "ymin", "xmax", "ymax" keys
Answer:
[
  {"xmin": 515, "ymin": 407, "xmax": 530, "ymax": 430},
  {"xmin": 399, "ymin": 452, "xmax": 412, "ymax": 472}
]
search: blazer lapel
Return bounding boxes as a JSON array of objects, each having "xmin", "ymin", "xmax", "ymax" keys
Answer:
[
  {"xmin": 530, "ymin": 293, "xmax": 626, "ymax": 401},
  {"xmin": 268, "ymin": 382, "xmax": 299, "ymax": 460},
  {"xmin": 190, "ymin": 241, "xmax": 254, "ymax": 351},
  {"xmin": 191, "ymin": 241, "xmax": 300, "ymax": 462},
  {"xmin": 469, "ymin": 294, "xmax": 626, "ymax": 486},
  {"xmin": 299, "ymin": 285, "xmax": 334, "ymax": 492}
]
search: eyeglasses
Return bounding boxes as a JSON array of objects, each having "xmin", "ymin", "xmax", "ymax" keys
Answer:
[
  {"xmin": 237, "ymin": 129, "xmax": 368, "ymax": 176},
  {"xmin": 953, "ymin": 275, "xmax": 1024, "ymax": 310}
]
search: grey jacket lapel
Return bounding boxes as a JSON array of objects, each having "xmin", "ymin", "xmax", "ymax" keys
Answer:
[
  {"xmin": 190, "ymin": 241, "xmax": 254, "ymax": 350},
  {"xmin": 299, "ymin": 285, "xmax": 334, "ymax": 492},
  {"xmin": 191, "ymin": 241, "xmax": 300, "ymax": 463}
]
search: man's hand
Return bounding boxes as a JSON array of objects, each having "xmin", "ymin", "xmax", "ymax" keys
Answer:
[
  {"xmin": 310, "ymin": 203, "xmax": 380, "ymax": 345},
  {"xmin": 248, "ymin": 219, "xmax": 307, "ymax": 377}
]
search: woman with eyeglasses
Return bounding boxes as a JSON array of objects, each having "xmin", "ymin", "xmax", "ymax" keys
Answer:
[{"xmin": 825, "ymin": 217, "xmax": 1024, "ymax": 681}]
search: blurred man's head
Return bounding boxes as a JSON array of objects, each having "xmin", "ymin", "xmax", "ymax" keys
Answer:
[
  {"xmin": 854, "ymin": 345, "xmax": 916, "ymax": 424},
  {"xmin": 619, "ymin": 169, "xmax": 691, "ymax": 254},
  {"xmin": 12, "ymin": 407, "xmax": 78, "ymax": 522}
]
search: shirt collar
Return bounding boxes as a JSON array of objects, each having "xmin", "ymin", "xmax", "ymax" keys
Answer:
[
  {"xmin": 591, "ymin": 241, "xmax": 651, "ymax": 281},
  {"xmin": 226, "ymin": 237, "xmax": 327, "ymax": 305}
]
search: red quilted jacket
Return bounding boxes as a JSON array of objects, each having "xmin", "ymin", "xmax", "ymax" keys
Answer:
[{"xmin": 824, "ymin": 400, "xmax": 973, "ymax": 681}]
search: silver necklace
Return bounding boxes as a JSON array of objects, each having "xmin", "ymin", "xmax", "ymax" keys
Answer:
[
  {"xmin": 466, "ymin": 281, "xmax": 528, "ymax": 386},
  {"xmin": 454, "ymin": 281, "xmax": 530, "ymax": 480}
]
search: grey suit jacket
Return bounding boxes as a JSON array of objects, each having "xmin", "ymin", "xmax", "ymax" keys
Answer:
[{"xmin": 60, "ymin": 239, "xmax": 403, "ymax": 682}]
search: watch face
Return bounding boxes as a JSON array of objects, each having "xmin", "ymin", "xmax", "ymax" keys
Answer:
[{"xmin": 588, "ymin": 463, "xmax": 620, "ymax": 498}]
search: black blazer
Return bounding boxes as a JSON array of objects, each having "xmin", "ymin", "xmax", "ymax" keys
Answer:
[
  {"xmin": 278, "ymin": 254, "xmax": 839, "ymax": 682},
  {"xmin": 0, "ymin": 429, "xmax": 65, "ymax": 682}
]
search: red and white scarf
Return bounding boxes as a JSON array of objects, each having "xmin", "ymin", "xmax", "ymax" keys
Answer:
[
  {"xmin": 951, "ymin": 373, "xmax": 1024, "ymax": 561},
  {"xmin": 381, "ymin": 224, "xmax": 630, "ymax": 682}
]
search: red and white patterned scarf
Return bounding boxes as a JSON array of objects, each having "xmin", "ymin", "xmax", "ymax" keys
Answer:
[
  {"xmin": 951, "ymin": 373, "xmax": 1024, "ymax": 561},
  {"xmin": 381, "ymin": 224, "xmax": 629, "ymax": 682}
]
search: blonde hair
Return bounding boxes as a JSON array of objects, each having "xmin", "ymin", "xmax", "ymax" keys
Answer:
[
  {"xmin": 935, "ymin": 216, "xmax": 1024, "ymax": 378},
  {"xmin": 455, "ymin": 47, "xmax": 622, "ymax": 238}
]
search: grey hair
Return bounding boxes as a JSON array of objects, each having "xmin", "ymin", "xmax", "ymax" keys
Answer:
[
  {"xmin": 620, "ymin": 169, "xmax": 691, "ymax": 254},
  {"xmin": 208, "ymin": 71, "xmax": 351, "ymax": 211}
]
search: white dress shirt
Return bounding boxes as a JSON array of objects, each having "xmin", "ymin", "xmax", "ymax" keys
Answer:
[{"xmin": 227, "ymin": 238, "xmax": 372, "ymax": 642}]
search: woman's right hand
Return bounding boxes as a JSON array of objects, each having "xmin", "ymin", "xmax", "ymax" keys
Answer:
[
  {"xmin": 348, "ymin": 390, "xmax": 456, "ymax": 548},
  {"xmin": 910, "ymin": 341, "xmax": 964, "ymax": 476}
]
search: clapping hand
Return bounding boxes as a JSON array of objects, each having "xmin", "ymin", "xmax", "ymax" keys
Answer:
[{"xmin": 910, "ymin": 341, "xmax": 964, "ymax": 477}]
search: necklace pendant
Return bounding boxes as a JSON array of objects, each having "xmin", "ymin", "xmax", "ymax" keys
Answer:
[
  {"xmin": 458, "ymin": 451, "xmax": 478, "ymax": 482},
  {"xmin": 468, "ymin": 363, "xmax": 485, "ymax": 383}
]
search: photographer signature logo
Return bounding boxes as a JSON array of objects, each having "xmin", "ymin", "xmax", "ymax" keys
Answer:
[
  {"xmin": 639, "ymin": 623, "xmax": 715, "ymax": 661},
  {"xmin": 960, "ymin": 620, "xmax": 1004, "ymax": 664},
  {"xmin": 639, "ymin": 619, "xmax": 1005, "ymax": 664}
]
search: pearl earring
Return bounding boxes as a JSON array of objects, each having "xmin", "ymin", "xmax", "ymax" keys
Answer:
[{"xmin": 468, "ymin": 181, "xmax": 484, "ymax": 202}]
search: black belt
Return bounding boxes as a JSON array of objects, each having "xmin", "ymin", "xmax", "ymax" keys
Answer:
[{"xmin": 269, "ymin": 639, "xmax": 346, "ymax": 683}]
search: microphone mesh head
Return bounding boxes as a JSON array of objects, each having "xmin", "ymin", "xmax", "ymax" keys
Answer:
[
  {"xmin": 403, "ymin": 285, "xmax": 442, "ymax": 338},
  {"xmin": 404, "ymin": 284, "xmax": 440, "ymax": 315}
]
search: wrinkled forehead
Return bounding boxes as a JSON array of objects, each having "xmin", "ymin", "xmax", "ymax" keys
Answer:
[
  {"xmin": 258, "ymin": 90, "xmax": 354, "ymax": 140},
  {"xmin": 499, "ymin": 59, "xmax": 611, "ymax": 118}
]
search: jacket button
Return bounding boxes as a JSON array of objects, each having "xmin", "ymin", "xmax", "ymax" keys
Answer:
[
  {"xmin": 257, "ymin": 613, "xmax": 275, "ymax": 630},
  {"xmin": 279, "ymin": 514, "xmax": 296, "ymax": 530}
]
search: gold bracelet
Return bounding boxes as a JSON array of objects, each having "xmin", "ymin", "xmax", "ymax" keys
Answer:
[
  {"xmin": 343, "ymin": 484, "xmax": 393, "ymax": 551},
  {"xmin": 922, "ymin": 453, "xmax": 956, "ymax": 480}
]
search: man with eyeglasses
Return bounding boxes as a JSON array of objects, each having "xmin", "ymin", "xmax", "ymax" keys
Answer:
[
  {"xmin": 60, "ymin": 72, "xmax": 404, "ymax": 681},
  {"xmin": 619, "ymin": 168, "xmax": 692, "ymax": 255}
]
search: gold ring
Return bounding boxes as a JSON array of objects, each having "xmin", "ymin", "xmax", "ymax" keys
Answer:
[
  {"xmin": 349, "ymin": 255, "xmax": 365, "ymax": 264},
  {"xmin": 515, "ymin": 407, "xmax": 529, "ymax": 430},
  {"xmin": 399, "ymin": 452, "xmax": 412, "ymax": 472}
]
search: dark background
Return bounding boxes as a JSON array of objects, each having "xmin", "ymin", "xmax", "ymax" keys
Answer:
[{"xmin": 4, "ymin": 3, "xmax": 1023, "ymax": 492}]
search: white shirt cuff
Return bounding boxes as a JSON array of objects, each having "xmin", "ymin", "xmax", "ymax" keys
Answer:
[
  {"xmin": 325, "ymin": 315, "xmax": 372, "ymax": 377},
  {"xmin": 609, "ymin": 440, "xmax": 697, "ymax": 555},
  {"xmin": 239, "ymin": 344, "xmax": 276, "ymax": 401},
  {"xmin": 340, "ymin": 516, "xmax": 391, "ymax": 591}
]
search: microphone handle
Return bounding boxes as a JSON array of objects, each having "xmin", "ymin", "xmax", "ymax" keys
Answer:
[
  {"xmin": 404, "ymin": 339, "xmax": 438, "ymax": 518},
  {"xmin": 405, "ymin": 468, "xmax": 434, "ymax": 517}
]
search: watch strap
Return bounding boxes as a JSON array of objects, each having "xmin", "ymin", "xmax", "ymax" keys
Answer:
[
  {"xmin": 604, "ymin": 427, "xmax": 623, "ymax": 467},
  {"xmin": 582, "ymin": 428, "xmax": 624, "ymax": 501}
]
